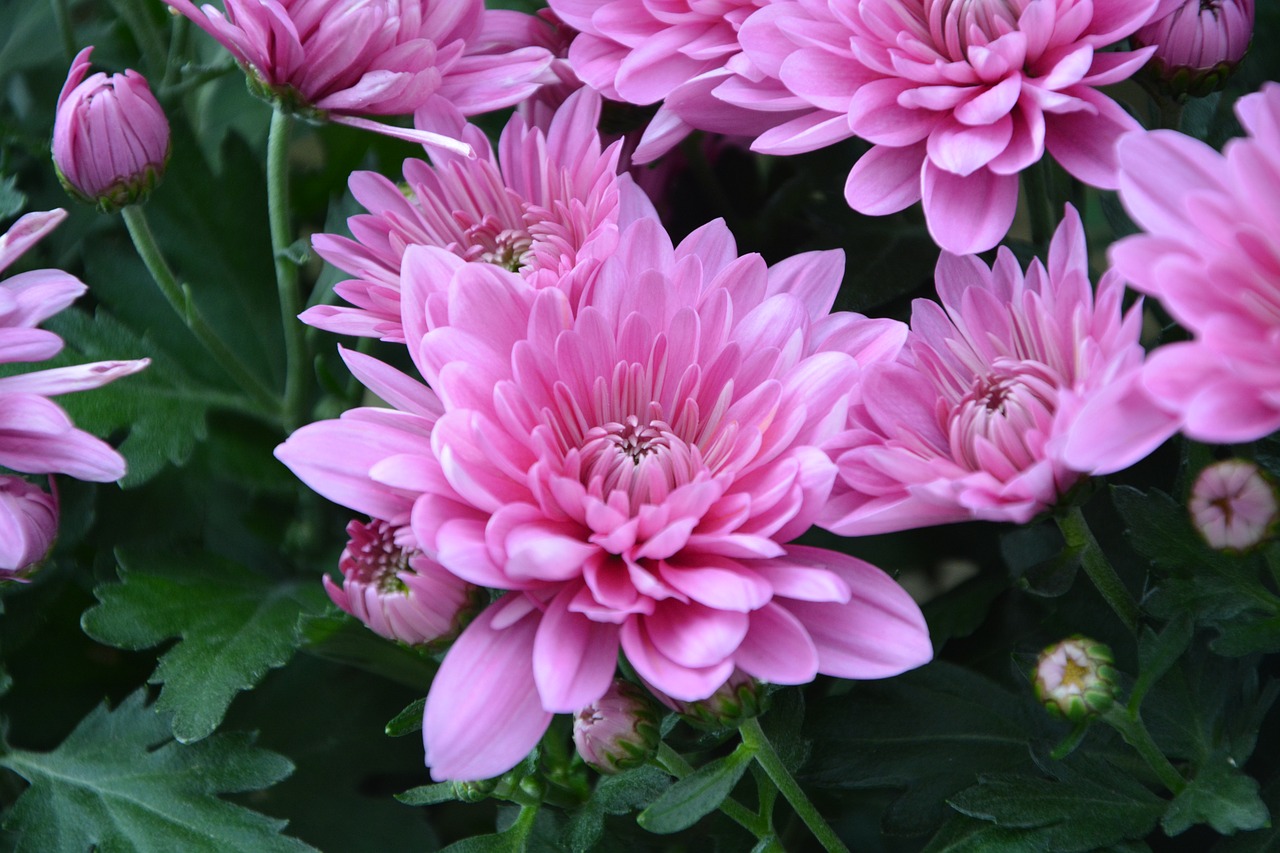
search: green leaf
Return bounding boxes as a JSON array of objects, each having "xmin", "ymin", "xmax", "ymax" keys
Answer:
[
  {"xmin": 395, "ymin": 782, "xmax": 456, "ymax": 807},
  {"xmin": 1163, "ymin": 755, "xmax": 1270, "ymax": 836},
  {"xmin": 81, "ymin": 552, "xmax": 327, "ymax": 742},
  {"xmin": 923, "ymin": 813, "xmax": 1047, "ymax": 853},
  {"xmin": 1112, "ymin": 485, "xmax": 1236, "ymax": 574},
  {"xmin": 298, "ymin": 612, "xmax": 439, "ymax": 690},
  {"xmin": 637, "ymin": 745, "xmax": 753, "ymax": 834},
  {"xmin": 948, "ymin": 762, "xmax": 1165, "ymax": 852},
  {"xmin": 0, "ymin": 691, "xmax": 314, "ymax": 853},
  {"xmin": 1130, "ymin": 614, "xmax": 1195, "ymax": 713},
  {"xmin": 1212, "ymin": 616, "xmax": 1280, "ymax": 657},
  {"xmin": 385, "ymin": 697, "xmax": 427, "ymax": 738},
  {"xmin": 0, "ymin": 174, "xmax": 26, "ymax": 221},
  {"xmin": 566, "ymin": 765, "xmax": 671, "ymax": 852}
]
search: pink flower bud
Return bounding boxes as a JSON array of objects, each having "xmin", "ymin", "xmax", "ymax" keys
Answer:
[
  {"xmin": 53, "ymin": 47, "xmax": 170, "ymax": 213},
  {"xmin": 1034, "ymin": 636, "xmax": 1118, "ymax": 723},
  {"xmin": 573, "ymin": 680, "xmax": 660, "ymax": 774},
  {"xmin": 0, "ymin": 477, "xmax": 58, "ymax": 581},
  {"xmin": 324, "ymin": 518, "xmax": 482, "ymax": 649},
  {"xmin": 1190, "ymin": 460, "xmax": 1278, "ymax": 552},
  {"xmin": 1134, "ymin": 0, "xmax": 1254, "ymax": 97}
]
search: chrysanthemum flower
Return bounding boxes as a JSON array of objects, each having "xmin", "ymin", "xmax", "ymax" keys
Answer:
[
  {"xmin": 1096, "ymin": 83, "xmax": 1280, "ymax": 445},
  {"xmin": 546, "ymin": 0, "xmax": 807, "ymax": 162},
  {"xmin": 278, "ymin": 217, "xmax": 931, "ymax": 780},
  {"xmin": 0, "ymin": 477, "xmax": 57, "ymax": 579},
  {"xmin": 721, "ymin": 0, "xmax": 1161, "ymax": 253},
  {"xmin": 824, "ymin": 206, "xmax": 1175, "ymax": 535},
  {"xmin": 162, "ymin": 0, "xmax": 553, "ymax": 151},
  {"xmin": 303, "ymin": 87, "xmax": 655, "ymax": 342},
  {"xmin": 1133, "ymin": 0, "xmax": 1254, "ymax": 97},
  {"xmin": 1189, "ymin": 459, "xmax": 1278, "ymax": 552},
  {"xmin": 0, "ymin": 210, "xmax": 149, "ymax": 576}
]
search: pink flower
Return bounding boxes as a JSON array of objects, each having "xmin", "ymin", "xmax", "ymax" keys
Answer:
[
  {"xmin": 278, "ymin": 217, "xmax": 931, "ymax": 781},
  {"xmin": 1134, "ymin": 0, "xmax": 1254, "ymax": 96},
  {"xmin": 824, "ymin": 206, "xmax": 1176, "ymax": 535},
  {"xmin": 1189, "ymin": 459, "xmax": 1277, "ymax": 552},
  {"xmin": 325, "ymin": 518, "xmax": 481, "ymax": 647},
  {"xmin": 53, "ymin": 47, "xmax": 170, "ymax": 212},
  {"xmin": 0, "ymin": 477, "xmax": 58, "ymax": 580},
  {"xmin": 302, "ymin": 87, "xmax": 655, "ymax": 342},
  {"xmin": 0, "ymin": 210, "xmax": 149, "ymax": 483},
  {"xmin": 162, "ymin": 0, "xmax": 554, "ymax": 152},
  {"xmin": 547, "ymin": 0, "xmax": 807, "ymax": 162},
  {"xmin": 1102, "ymin": 84, "xmax": 1280, "ymax": 445},
  {"xmin": 572, "ymin": 679, "xmax": 660, "ymax": 773},
  {"xmin": 721, "ymin": 0, "xmax": 1161, "ymax": 253}
]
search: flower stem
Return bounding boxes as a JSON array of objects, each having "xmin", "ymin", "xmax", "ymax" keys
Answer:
[
  {"xmin": 1056, "ymin": 506, "xmax": 1140, "ymax": 635},
  {"xmin": 1103, "ymin": 707, "xmax": 1186, "ymax": 795},
  {"xmin": 267, "ymin": 108, "xmax": 307, "ymax": 431},
  {"xmin": 739, "ymin": 717, "xmax": 849, "ymax": 853},
  {"xmin": 120, "ymin": 204, "xmax": 280, "ymax": 420},
  {"xmin": 1023, "ymin": 159, "xmax": 1053, "ymax": 251},
  {"xmin": 654, "ymin": 743, "xmax": 769, "ymax": 838}
]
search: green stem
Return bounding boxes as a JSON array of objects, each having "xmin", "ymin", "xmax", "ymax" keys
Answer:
[
  {"xmin": 1056, "ymin": 506, "xmax": 1140, "ymax": 635},
  {"xmin": 49, "ymin": 0, "xmax": 77, "ymax": 64},
  {"xmin": 509, "ymin": 804, "xmax": 539, "ymax": 843},
  {"xmin": 1023, "ymin": 159, "xmax": 1053, "ymax": 251},
  {"xmin": 739, "ymin": 718, "xmax": 849, "ymax": 853},
  {"xmin": 1103, "ymin": 708, "xmax": 1186, "ymax": 795},
  {"xmin": 1157, "ymin": 97, "xmax": 1185, "ymax": 132},
  {"xmin": 267, "ymin": 108, "xmax": 307, "ymax": 431},
  {"xmin": 654, "ymin": 743, "xmax": 769, "ymax": 838},
  {"xmin": 121, "ymin": 205, "xmax": 280, "ymax": 420}
]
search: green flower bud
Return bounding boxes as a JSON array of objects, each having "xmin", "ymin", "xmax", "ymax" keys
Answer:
[{"xmin": 1034, "ymin": 636, "xmax": 1117, "ymax": 722}]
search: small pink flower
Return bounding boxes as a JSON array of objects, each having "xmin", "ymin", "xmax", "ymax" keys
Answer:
[
  {"xmin": 1134, "ymin": 0, "xmax": 1254, "ymax": 96},
  {"xmin": 162, "ymin": 0, "xmax": 554, "ymax": 152},
  {"xmin": 721, "ymin": 0, "xmax": 1161, "ymax": 253},
  {"xmin": 0, "ymin": 210, "xmax": 149, "ymax": 483},
  {"xmin": 0, "ymin": 477, "xmax": 58, "ymax": 580},
  {"xmin": 302, "ymin": 87, "xmax": 655, "ymax": 342},
  {"xmin": 325, "ymin": 518, "xmax": 481, "ymax": 647},
  {"xmin": 573, "ymin": 679, "xmax": 660, "ymax": 773},
  {"xmin": 1103, "ymin": 83, "xmax": 1280, "ymax": 445},
  {"xmin": 547, "ymin": 0, "xmax": 806, "ymax": 162},
  {"xmin": 1189, "ymin": 460, "xmax": 1277, "ymax": 552},
  {"xmin": 279, "ymin": 217, "xmax": 931, "ymax": 781},
  {"xmin": 53, "ymin": 47, "xmax": 170, "ymax": 212},
  {"xmin": 825, "ymin": 206, "xmax": 1176, "ymax": 535}
]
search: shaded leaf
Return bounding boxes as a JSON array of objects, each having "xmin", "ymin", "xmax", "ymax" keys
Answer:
[
  {"xmin": 298, "ymin": 612, "xmax": 439, "ymax": 690},
  {"xmin": 385, "ymin": 697, "xmax": 426, "ymax": 738},
  {"xmin": 637, "ymin": 745, "xmax": 752, "ymax": 834},
  {"xmin": 81, "ymin": 552, "xmax": 327, "ymax": 742},
  {"xmin": 395, "ymin": 782, "xmax": 456, "ymax": 807},
  {"xmin": 566, "ymin": 765, "xmax": 671, "ymax": 852},
  {"xmin": 0, "ymin": 691, "xmax": 314, "ymax": 853},
  {"xmin": 1163, "ymin": 755, "xmax": 1270, "ymax": 836}
]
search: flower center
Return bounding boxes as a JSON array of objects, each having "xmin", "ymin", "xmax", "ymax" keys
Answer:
[
  {"xmin": 457, "ymin": 214, "xmax": 534, "ymax": 271},
  {"xmin": 339, "ymin": 519, "xmax": 410, "ymax": 594},
  {"xmin": 578, "ymin": 414, "xmax": 699, "ymax": 506},
  {"xmin": 947, "ymin": 359, "xmax": 1060, "ymax": 471},
  {"xmin": 927, "ymin": 0, "xmax": 1025, "ymax": 56}
]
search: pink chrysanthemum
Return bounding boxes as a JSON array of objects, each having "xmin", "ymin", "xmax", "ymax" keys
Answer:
[
  {"xmin": 547, "ymin": 0, "xmax": 807, "ymax": 162},
  {"xmin": 0, "ymin": 477, "xmax": 57, "ymax": 579},
  {"xmin": 824, "ymin": 206, "xmax": 1176, "ymax": 535},
  {"xmin": 0, "ymin": 210, "xmax": 149, "ymax": 577},
  {"xmin": 302, "ymin": 87, "xmax": 654, "ymax": 342},
  {"xmin": 278, "ymin": 217, "xmax": 931, "ymax": 780},
  {"xmin": 162, "ymin": 0, "xmax": 553, "ymax": 150},
  {"xmin": 1095, "ymin": 83, "xmax": 1280, "ymax": 445},
  {"xmin": 721, "ymin": 0, "xmax": 1161, "ymax": 253},
  {"xmin": 1134, "ymin": 0, "xmax": 1254, "ymax": 97},
  {"xmin": 1189, "ymin": 460, "xmax": 1278, "ymax": 552}
]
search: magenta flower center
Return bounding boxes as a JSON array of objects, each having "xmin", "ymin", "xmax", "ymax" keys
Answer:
[
  {"xmin": 948, "ymin": 359, "xmax": 1060, "ymax": 470},
  {"xmin": 456, "ymin": 213, "xmax": 535, "ymax": 272},
  {"xmin": 926, "ymin": 0, "xmax": 1027, "ymax": 57},
  {"xmin": 340, "ymin": 518, "xmax": 411, "ymax": 593},
  {"xmin": 579, "ymin": 414, "xmax": 700, "ymax": 506}
]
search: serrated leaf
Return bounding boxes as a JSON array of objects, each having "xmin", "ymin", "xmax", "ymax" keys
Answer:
[
  {"xmin": 0, "ymin": 691, "xmax": 315, "ymax": 853},
  {"xmin": 385, "ymin": 697, "xmax": 426, "ymax": 737},
  {"xmin": 298, "ymin": 612, "xmax": 439, "ymax": 690},
  {"xmin": 566, "ymin": 765, "xmax": 671, "ymax": 852},
  {"xmin": 637, "ymin": 745, "xmax": 753, "ymax": 834},
  {"xmin": 1163, "ymin": 756, "xmax": 1270, "ymax": 836},
  {"xmin": 1130, "ymin": 614, "xmax": 1194, "ymax": 713},
  {"xmin": 395, "ymin": 782, "xmax": 456, "ymax": 806},
  {"xmin": 81, "ymin": 552, "xmax": 327, "ymax": 742},
  {"xmin": 1112, "ymin": 485, "xmax": 1236, "ymax": 574}
]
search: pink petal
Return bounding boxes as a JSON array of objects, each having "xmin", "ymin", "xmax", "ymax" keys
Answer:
[{"xmin": 533, "ymin": 586, "xmax": 621, "ymax": 713}]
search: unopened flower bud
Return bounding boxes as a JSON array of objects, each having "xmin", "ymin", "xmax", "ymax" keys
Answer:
[
  {"xmin": 1134, "ymin": 0, "xmax": 1254, "ymax": 98},
  {"xmin": 1189, "ymin": 459, "xmax": 1278, "ymax": 552},
  {"xmin": 325, "ymin": 518, "xmax": 483, "ymax": 649},
  {"xmin": 573, "ymin": 680, "xmax": 660, "ymax": 774},
  {"xmin": 649, "ymin": 670, "xmax": 769, "ymax": 730},
  {"xmin": 0, "ymin": 477, "xmax": 57, "ymax": 580},
  {"xmin": 53, "ymin": 47, "xmax": 170, "ymax": 213},
  {"xmin": 1034, "ymin": 636, "xmax": 1118, "ymax": 722}
]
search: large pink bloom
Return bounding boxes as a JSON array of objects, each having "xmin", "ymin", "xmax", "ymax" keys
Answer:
[
  {"xmin": 1084, "ymin": 84, "xmax": 1280, "ymax": 446},
  {"xmin": 278, "ymin": 217, "xmax": 931, "ymax": 780},
  {"xmin": 824, "ymin": 206, "xmax": 1176, "ymax": 535},
  {"xmin": 721, "ymin": 0, "xmax": 1160, "ymax": 253},
  {"xmin": 0, "ymin": 210, "xmax": 149, "ymax": 575},
  {"xmin": 547, "ymin": 0, "xmax": 808, "ymax": 162},
  {"xmin": 163, "ymin": 0, "xmax": 553, "ymax": 150},
  {"xmin": 303, "ymin": 87, "xmax": 655, "ymax": 342}
]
